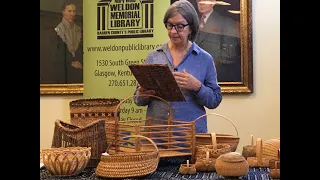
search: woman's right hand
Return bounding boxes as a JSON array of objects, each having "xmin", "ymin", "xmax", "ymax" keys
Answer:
[{"xmin": 137, "ymin": 87, "xmax": 156, "ymax": 99}]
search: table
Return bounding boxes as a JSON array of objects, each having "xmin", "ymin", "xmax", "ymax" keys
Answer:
[{"xmin": 40, "ymin": 157, "xmax": 278, "ymax": 180}]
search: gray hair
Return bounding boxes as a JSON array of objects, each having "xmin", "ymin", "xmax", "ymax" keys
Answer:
[{"xmin": 163, "ymin": 0, "xmax": 200, "ymax": 42}]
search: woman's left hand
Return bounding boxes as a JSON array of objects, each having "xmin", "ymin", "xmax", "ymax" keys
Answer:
[{"xmin": 173, "ymin": 69, "xmax": 201, "ymax": 91}]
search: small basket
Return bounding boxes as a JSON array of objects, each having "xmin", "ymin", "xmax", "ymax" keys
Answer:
[
  {"xmin": 95, "ymin": 135, "xmax": 160, "ymax": 178},
  {"xmin": 69, "ymin": 98, "xmax": 120, "ymax": 145},
  {"xmin": 193, "ymin": 113, "xmax": 240, "ymax": 152},
  {"xmin": 195, "ymin": 151, "xmax": 216, "ymax": 171},
  {"xmin": 51, "ymin": 119, "xmax": 107, "ymax": 167},
  {"xmin": 41, "ymin": 147, "xmax": 91, "ymax": 177}
]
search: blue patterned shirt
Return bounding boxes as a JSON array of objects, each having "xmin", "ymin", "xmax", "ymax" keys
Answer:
[{"xmin": 134, "ymin": 41, "xmax": 222, "ymax": 133}]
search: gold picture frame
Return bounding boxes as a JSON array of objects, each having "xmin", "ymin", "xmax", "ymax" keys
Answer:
[
  {"xmin": 221, "ymin": 0, "xmax": 253, "ymax": 93},
  {"xmin": 188, "ymin": 0, "xmax": 253, "ymax": 93},
  {"xmin": 40, "ymin": 0, "xmax": 84, "ymax": 95}
]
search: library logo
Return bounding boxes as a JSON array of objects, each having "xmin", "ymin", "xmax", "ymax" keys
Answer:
[{"xmin": 97, "ymin": 0, "xmax": 155, "ymax": 39}]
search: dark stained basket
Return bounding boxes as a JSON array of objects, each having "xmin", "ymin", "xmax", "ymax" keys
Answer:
[
  {"xmin": 51, "ymin": 119, "xmax": 107, "ymax": 167},
  {"xmin": 69, "ymin": 98, "xmax": 120, "ymax": 146}
]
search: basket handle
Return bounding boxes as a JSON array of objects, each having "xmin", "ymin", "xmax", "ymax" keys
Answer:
[
  {"xmin": 106, "ymin": 135, "xmax": 159, "ymax": 153},
  {"xmin": 192, "ymin": 113, "xmax": 238, "ymax": 136},
  {"xmin": 114, "ymin": 94, "xmax": 173, "ymax": 122}
]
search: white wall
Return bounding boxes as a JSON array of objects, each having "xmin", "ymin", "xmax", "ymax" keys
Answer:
[{"xmin": 40, "ymin": 0, "xmax": 280, "ymax": 152}]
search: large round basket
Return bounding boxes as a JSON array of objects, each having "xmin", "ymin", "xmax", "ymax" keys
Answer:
[
  {"xmin": 193, "ymin": 113, "xmax": 240, "ymax": 152},
  {"xmin": 41, "ymin": 147, "xmax": 91, "ymax": 177},
  {"xmin": 95, "ymin": 135, "xmax": 159, "ymax": 178}
]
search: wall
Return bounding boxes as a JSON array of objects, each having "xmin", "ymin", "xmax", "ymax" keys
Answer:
[{"xmin": 40, "ymin": 0, "xmax": 280, "ymax": 152}]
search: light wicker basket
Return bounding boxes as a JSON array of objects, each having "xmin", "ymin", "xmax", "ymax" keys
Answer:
[
  {"xmin": 195, "ymin": 133, "xmax": 231, "ymax": 159},
  {"xmin": 95, "ymin": 135, "xmax": 159, "ymax": 178},
  {"xmin": 41, "ymin": 147, "xmax": 91, "ymax": 177},
  {"xmin": 110, "ymin": 94, "xmax": 197, "ymax": 162},
  {"xmin": 51, "ymin": 119, "xmax": 107, "ymax": 167},
  {"xmin": 193, "ymin": 113, "xmax": 240, "ymax": 152},
  {"xmin": 69, "ymin": 98, "xmax": 120, "ymax": 146}
]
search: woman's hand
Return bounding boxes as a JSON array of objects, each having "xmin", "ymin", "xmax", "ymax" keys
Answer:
[
  {"xmin": 173, "ymin": 69, "xmax": 201, "ymax": 91},
  {"xmin": 137, "ymin": 87, "xmax": 156, "ymax": 99}
]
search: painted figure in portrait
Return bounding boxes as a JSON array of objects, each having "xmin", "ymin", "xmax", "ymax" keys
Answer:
[
  {"xmin": 40, "ymin": 0, "xmax": 83, "ymax": 84},
  {"xmin": 191, "ymin": 0, "xmax": 241, "ymax": 82}
]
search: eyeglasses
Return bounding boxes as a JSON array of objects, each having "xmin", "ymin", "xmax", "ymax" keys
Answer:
[{"xmin": 165, "ymin": 22, "xmax": 189, "ymax": 32}]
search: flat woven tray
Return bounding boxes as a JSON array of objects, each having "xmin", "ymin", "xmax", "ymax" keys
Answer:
[{"xmin": 128, "ymin": 64, "xmax": 186, "ymax": 102}]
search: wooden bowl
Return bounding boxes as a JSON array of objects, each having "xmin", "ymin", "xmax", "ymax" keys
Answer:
[{"xmin": 41, "ymin": 147, "xmax": 91, "ymax": 176}]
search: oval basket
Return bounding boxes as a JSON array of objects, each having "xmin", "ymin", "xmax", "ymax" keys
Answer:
[
  {"xmin": 193, "ymin": 113, "xmax": 240, "ymax": 152},
  {"xmin": 95, "ymin": 135, "xmax": 159, "ymax": 179},
  {"xmin": 195, "ymin": 133, "xmax": 232, "ymax": 159}
]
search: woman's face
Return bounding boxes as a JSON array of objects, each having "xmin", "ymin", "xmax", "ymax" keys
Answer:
[
  {"xmin": 166, "ymin": 13, "xmax": 191, "ymax": 46},
  {"xmin": 62, "ymin": 4, "xmax": 76, "ymax": 23}
]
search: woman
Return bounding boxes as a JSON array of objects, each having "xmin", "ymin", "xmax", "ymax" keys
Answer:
[
  {"xmin": 134, "ymin": 0, "xmax": 222, "ymax": 133},
  {"xmin": 54, "ymin": 0, "xmax": 83, "ymax": 84}
]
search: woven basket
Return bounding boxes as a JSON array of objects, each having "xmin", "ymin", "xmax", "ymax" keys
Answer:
[
  {"xmin": 193, "ymin": 113, "xmax": 240, "ymax": 152},
  {"xmin": 195, "ymin": 133, "xmax": 231, "ymax": 159},
  {"xmin": 41, "ymin": 147, "xmax": 91, "ymax": 176},
  {"xmin": 95, "ymin": 135, "xmax": 159, "ymax": 178},
  {"xmin": 110, "ymin": 94, "xmax": 197, "ymax": 162},
  {"xmin": 51, "ymin": 119, "xmax": 107, "ymax": 167},
  {"xmin": 69, "ymin": 98, "xmax": 120, "ymax": 145}
]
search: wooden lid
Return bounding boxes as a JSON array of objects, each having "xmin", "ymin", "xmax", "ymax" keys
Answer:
[{"xmin": 217, "ymin": 152, "xmax": 246, "ymax": 162}]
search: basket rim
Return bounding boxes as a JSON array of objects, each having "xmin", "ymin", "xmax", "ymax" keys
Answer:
[
  {"xmin": 54, "ymin": 119, "xmax": 105, "ymax": 133},
  {"xmin": 69, "ymin": 98, "xmax": 120, "ymax": 107}
]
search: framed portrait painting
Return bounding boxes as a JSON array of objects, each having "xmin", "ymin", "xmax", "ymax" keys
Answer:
[
  {"xmin": 40, "ymin": 0, "xmax": 84, "ymax": 95},
  {"xmin": 174, "ymin": 0, "xmax": 253, "ymax": 93}
]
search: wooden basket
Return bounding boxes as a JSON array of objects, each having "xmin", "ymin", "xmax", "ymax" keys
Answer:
[
  {"xmin": 109, "ymin": 94, "xmax": 197, "ymax": 162},
  {"xmin": 95, "ymin": 135, "xmax": 159, "ymax": 178},
  {"xmin": 41, "ymin": 147, "xmax": 91, "ymax": 177},
  {"xmin": 51, "ymin": 119, "xmax": 107, "ymax": 167},
  {"xmin": 193, "ymin": 113, "xmax": 240, "ymax": 152},
  {"xmin": 69, "ymin": 98, "xmax": 120, "ymax": 145}
]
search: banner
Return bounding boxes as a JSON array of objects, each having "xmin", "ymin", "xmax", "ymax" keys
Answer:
[{"xmin": 83, "ymin": 0, "xmax": 170, "ymax": 121}]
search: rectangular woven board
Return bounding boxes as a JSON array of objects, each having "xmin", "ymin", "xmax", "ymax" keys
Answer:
[{"xmin": 128, "ymin": 64, "xmax": 186, "ymax": 102}]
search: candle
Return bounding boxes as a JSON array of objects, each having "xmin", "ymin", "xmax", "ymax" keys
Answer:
[
  {"xmin": 256, "ymin": 138, "xmax": 262, "ymax": 162},
  {"xmin": 211, "ymin": 132, "xmax": 217, "ymax": 149},
  {"xmin": 251, "ymin": 135, "xmax": 254, "ymax": 146}
]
